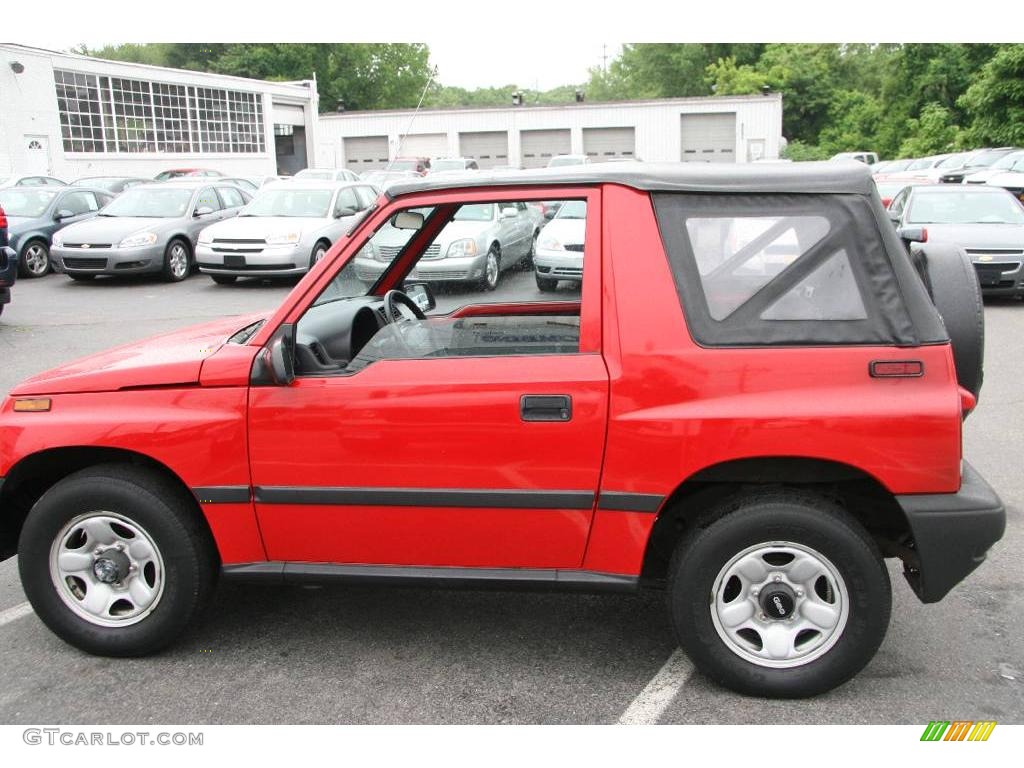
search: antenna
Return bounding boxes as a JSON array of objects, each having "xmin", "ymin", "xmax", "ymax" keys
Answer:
[{"xmin": 389, "ymin": 65, "xmax": 438, "ymax": 171}]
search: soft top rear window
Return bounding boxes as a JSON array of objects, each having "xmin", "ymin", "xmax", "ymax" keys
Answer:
[{"xmin": 652, "ymin": 193, "xmax": 917, "ymax": 347}]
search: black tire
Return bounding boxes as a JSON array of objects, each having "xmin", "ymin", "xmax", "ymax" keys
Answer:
[
  {"xmin": 18, "ymin": 464, "xmax": 218, "ymax": 657},
  {"xmin": 309, "ymin": 240, "xmax": 330, "ymax": 271},
  {"xmin": 521, "ymin": 231, "xmax": 538, "ymax": 270},
  {"xmin": 211, "ymin": 274, "xmax": 237, "ymax": 285},
  {"xmin": 161, "ymin": 239, "xmax": 191, "ymax": 283},
  {"xmin": 19, "ymin": 239, "xmax": 51, "ymax": 278},
  {"xmin": 668, "ymin": 490, "xmax": 891, "ymax": 698},
  {"xmin": 535, "ymin": 273, "xmax": 558, "ymax": 292},
  {"xmin": 479, "ymin": 247, "xmax": 501, "ymax": 291},
  {"xmin": 69, "ymin": 274, "xmax": 95, "ymax": 282},
  {"xmin": 917, "ymin": 243, "xmax": 985, "ymax": 398}
]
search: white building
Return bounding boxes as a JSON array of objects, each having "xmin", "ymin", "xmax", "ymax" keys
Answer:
[
  {"xmin": 318, "ymin": 93, "xmax": 783, "ymax": 171},
  {"xmin": 0, "ymin": 44, "xmax": 319, "ymax": 180}
]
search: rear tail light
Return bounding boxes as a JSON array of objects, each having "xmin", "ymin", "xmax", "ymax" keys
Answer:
[
  {"xmin": 881, "ymin": 197, "xmax": 892, "ymax": 208},
  {"xmin": 0, "ymin": 205, "xmax": 8, "ymax": 230},
  {"xmin": 959, "ymin": 386, "xmax": 977, "ymax": 417}
]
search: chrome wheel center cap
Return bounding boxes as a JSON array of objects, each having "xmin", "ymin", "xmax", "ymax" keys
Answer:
[{"xmin": 93, "ymin": 550, "xmax": 130, "ymax": 584}]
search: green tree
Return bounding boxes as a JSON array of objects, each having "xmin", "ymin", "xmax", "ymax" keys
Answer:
[
  {"xmin": 897, "ymin": 103, "xmax": 964, "ymax": 157},
  {"xmin": 959, "ymin": 44, "xmax": 1024, "ymax": 147}
]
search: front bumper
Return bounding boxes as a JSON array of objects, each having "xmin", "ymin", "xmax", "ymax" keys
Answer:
[
  {"xmin": 353, "ymin": 254, "xmax": 487, "ymax": 284},
  {"xmin": 897, "ymin": 461, "xmax": 1005, "ymax": 603},
  {"xmin": 196, "ymin": 243, "xmax": 308, "ymax": 277},
  {"xmin": 52, "ymin": 243, "xmax": 165, "ymax": 275},
  {"xmin": 535, "ymin": 248, "xmax": 583, "ymax": 282},
  {"xmin": 971, "ymin": 259, "xmax": 1024, "ymax": 296}
]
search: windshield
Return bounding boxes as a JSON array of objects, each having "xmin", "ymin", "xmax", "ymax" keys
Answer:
[
  {"xmin": 937, "ymin": 154, "xmax": 968, "ymax": 169},
  {"xmin": 555, "ymin": 200, "xmax": 587, "ymax": 219},
  {"xmin": 907, "ymin": 157, "xmax": 937, "ymax": 171},
  {"xmin": 968, "ymin": 149, "xmax": 1012, "ymax": 168},
  {"xmin": 453, "ymin": 204, "xmax": 495, "ymax": 222},
  {"xmin": 389, "ymin": 160, "xmax": 420, "ymax": 172},
  {"xmin": 432, "ymin": 160, "xmax": 466, "ymax": 172},
  {"xmin": 907, "ymin": 191, "xmax": 1024, "ymax": 225},
  {"xmin": 548, "ymin": 156, "xmax": 585, "ymax": 167},
  {"xmin": 242, "ymin": 189, "xmax": 333, "ymax": 218},
  {"xmin": 295, "ymin": 170, "xmax": 333, "ymax": 180},
  {"xmin": 0, "ymin": 189, "xmax": 57, "ymax": 217},
  {"xmin": 991, "ymin": 151, "xmax": 1024, "ymax": 171},
  {"xmin": 101, "ymin": 188, "xmax": 193, "ymax": 218}
]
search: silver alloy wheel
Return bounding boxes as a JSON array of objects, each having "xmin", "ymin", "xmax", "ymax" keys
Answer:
[
  {"xmin": 313, "ymin": 244, "xmax": 327, "ymax": 265},
  {"xmin": 168, "ymin": 243, "xmax": 189, "ymax": 279},
  {"xmin": 710, "ymin": 541, "xmax": 849, "ymax": 669},
  {"xmin": 485, "ymin": 251, "xmax": 499, "ymax": 288},
  {"xmin": 48, "ymin": 511, "xmax": 165, "ymax": 627},
  {"xmin": 24, "ymin": 243, "xmax": 49, "ymax": 276}
]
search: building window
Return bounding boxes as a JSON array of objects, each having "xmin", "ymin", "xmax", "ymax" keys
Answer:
[{"xmin": 53, "ymin": 69, "xmax": 268, "ymax": 155}]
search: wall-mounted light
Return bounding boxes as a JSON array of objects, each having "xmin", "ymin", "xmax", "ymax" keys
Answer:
[{"xmin": 9, "ymin": 61, "xmax": 25, "ymax": 74}]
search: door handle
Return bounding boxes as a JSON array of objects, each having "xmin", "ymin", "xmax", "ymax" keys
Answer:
[{"xmin": 520, "ymin": 394, "xmax": 572, "ymax": 422}]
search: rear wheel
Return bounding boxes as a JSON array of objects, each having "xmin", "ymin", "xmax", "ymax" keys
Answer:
[
  {"xmin": 161, "ymin": 239, "xmax": 191, "ymax": 283},
  {"xmin": 19, "ymin": 239, "xmax": 51, "ymax": 278},
  {"xmin": 18, "ymin": 464, "xmax": 218, "ymax": 657},
  {"xmin": 668, "ymin": 490, "xmax": 890, "ymax": 698},
  {"xmin": 211, "ymin": 274, "xmax": 237, "ymax": 285}
]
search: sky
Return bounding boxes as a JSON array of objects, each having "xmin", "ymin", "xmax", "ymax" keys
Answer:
[
  {"xmin": 429, "ymin": 41, "xmax": 623, "ymax": 91},
  {"xmin": 41, "ymin": 40, "xmax": 622, "ymax": 92}
]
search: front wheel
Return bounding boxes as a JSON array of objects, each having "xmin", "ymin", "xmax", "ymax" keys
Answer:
[
  {"xmin": 479, "ymin": 248, "xmax": 500, "ymax": 291},
  {"xmin": 535, "ymin": 273, "xmax": 558, "ymax": 292},
  {"xmin": 161, "ymin": 240, "xmax": 191, "ymax": 283},
  {"xmin": 20, "ymin": 239, "xmax": 51, "ymax": 278},
  {"xmin": 18, "ymin": 465, "xmax": 218, "ymax": 656},
  {"xmin": 668, "ymin": 490, "xmax": 890, "ymax": 698},
  {"xmin": 308, "ymin": 241, "xmax": 329, "ymax": 271}
]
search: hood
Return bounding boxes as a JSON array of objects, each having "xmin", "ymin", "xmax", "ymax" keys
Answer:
[
  {"xmin": 58, "ymin": 216, "xmax": 171, "ymax": 244},
  {"xmin": 986, "ymin": 172, "xmax": 1024, "ymax": 188},
  {"xmin": 204, "ymin": 215, "xmax": 328, "ymax": 240},
  {"xmin": 922, "ymin": 223, "xmax": 1024, "ymax": 250},
  {"xmin": 431, "ymin": 219, "xmax": 494, "ymax": 247},
  {"xmin": 538, "ymin": 218, "xmax": 585, "ymax": 245},
  {"xmin": 962, "ymin": 169, "xmax": 1007, "ymax": 184},
  {"xmin": 9, "ymin": 314, "xmax": 263, "ymax": 396}
]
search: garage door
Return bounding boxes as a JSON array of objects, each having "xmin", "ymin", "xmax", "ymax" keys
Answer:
[
  {"xmin": 520, "ymin": 129, "xmax": 571, "ymax": 169},
  {"xmin": 399, "ymin": 133, "xmax": 448, "ymax": 159},
  {"xmin": 459, "ymin": 131, "xmax": 509, "ymax": 169},
  {"xmin": 583, "ymin": 127, "xmax": 635, "ymax": 160},
  {"xmin": 680, "ymin": 113, "xmax": 736, "ymax": 163},
  {"xmin": 345, "ymin": 136, "xmax": 389, "ymax": 171},
  {"xmin": 272, "ymin": 102, "xmax": 306, "ymax": 126}
]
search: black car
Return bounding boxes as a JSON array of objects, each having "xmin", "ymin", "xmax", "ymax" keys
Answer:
[
  {"xmin": 0, "ymin": 203, "xmax": 17, "ymax": 318},
  {"xmin": 70, "ymin": 176, "xmax": 148, "ymax": 195}
]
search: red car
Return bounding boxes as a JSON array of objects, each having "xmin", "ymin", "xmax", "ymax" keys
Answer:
[
  {"xmin": 0, "ymin": 163, "xmax": 1004, "ymax": 698},
  {"xmin": 153, "ymin": 168, "xmax": 223, "ymax": 181}
]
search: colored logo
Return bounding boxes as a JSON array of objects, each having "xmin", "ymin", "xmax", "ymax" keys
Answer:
[{"xmin": 920, "ymin": 721, "xmax": 996, "ymax": 741}]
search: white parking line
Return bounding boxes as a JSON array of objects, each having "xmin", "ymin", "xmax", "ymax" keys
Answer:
[
  {"xmin": 617, "ymin": 648, "xmax": 694, "ymax": 725},
  {"xmin": 0, "ymin": 602, "xmax": 34, "ymax": 628}
]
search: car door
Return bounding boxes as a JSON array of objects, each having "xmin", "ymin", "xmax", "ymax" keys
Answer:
[
  {"xmin": 187, "ymin": 186, "xmax": 226, "ymax": 242},
  {"xmin": 53, "ymin": 190, "xmax": 105, "ymax": 234},
  {"xmin": 247, "ymin": 189, "xmax": 607, "ymax": 570},
  {"xmin": 215, "ymin": 186, "xmax": 248, "ymax": 219},
  {"xmin": 331, "ymin": 186, "xmax": 363, "ymax": 234}
]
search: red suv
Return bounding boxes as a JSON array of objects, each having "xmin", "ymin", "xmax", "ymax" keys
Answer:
[{"xmin": 0, "ymin": 163, "xmax": 1003, "ymax": 698}]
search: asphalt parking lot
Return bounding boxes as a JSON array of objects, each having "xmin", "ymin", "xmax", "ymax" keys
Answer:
[{"xmin": 0, "ymin": 269, "xmax": 1021, "ymax": 724}]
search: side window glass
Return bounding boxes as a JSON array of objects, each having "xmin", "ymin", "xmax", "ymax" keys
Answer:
[
  {"xmin": 760, "ymin": 250, "xmax": 867, "ymax": 321},
  {"xmin": 355, "ymin": 186, "xmax": 377, "ymax": 209},
  {"xmin": 58, "ymin": 191, "xmax": 96, "ymax": 216},
  {"xmin": 334, "ymin": 188, "xmax": 359, "ymax": 216},
  {"xmin": 217, "ymin": 186, "xmax": 245, "ymax": 209},
  {"xmin": 195, "ymin": 187, "xmax": 222, "ymax": 212},
  {"xmin": 685, "ymin": 215, "xmax": 830, "ymax": 320}
]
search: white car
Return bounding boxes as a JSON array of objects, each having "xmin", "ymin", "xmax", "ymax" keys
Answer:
[
  {"xmin": 831, "ymin": 151, "xmax": 879, "ymax": 165},
  {"xmin": 430, "ymin": 158, "xmax": 480, "ymax": 175},
  {"xmin": 547, "ymin": 154, "xmax": 591, "ymax": 168},
  {"xmin": 196, "ymin": 181, "xmax": 379, "ymax": 283},
  {"xmin": 534, "ymin": 199, "xmax": 586, "ymax": 291},
  {"xmin": 293, "ymin": 168, "xmax": 361, "ymax": 183},
  {"xmin": 965, "ymin": 150, "xmax": 1024, "ymax": 185}
]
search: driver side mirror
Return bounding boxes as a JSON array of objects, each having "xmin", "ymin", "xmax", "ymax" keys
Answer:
[
  {"xmin": 194, "ymin": 206, "xmax": 214, "ymax": 217},
  {"xmin": 335, "ymin": 207, "xmax": 357, "ymax": 218},
  {"xmin": 252, "ymin": 324, "xmax": 296, "ymax": 386},
  {"xmin": 54, "ymin": 209, "xmax": 75, "ymax": 220},
  {"xmin": 403, "ymin": 282, "xmax": 436, "ymax": 313},
  {"xmin": 500, "ymin": 207, "xmax": 518, "ymax": 219}
]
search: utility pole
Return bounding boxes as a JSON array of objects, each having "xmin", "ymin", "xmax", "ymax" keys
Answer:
[{"xmin": 602, "ymin": 43, "xmax": 608, "ymax": 73}]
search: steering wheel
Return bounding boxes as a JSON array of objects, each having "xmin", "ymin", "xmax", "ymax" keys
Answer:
[{"xmin": 382, "ymin": 289, "xmax": 427, "ymax": 325}]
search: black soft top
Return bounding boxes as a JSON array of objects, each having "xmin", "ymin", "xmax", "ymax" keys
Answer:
[{"xmin": 385, "ymin": 160, "xmax": 875, "ymax": 199}]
